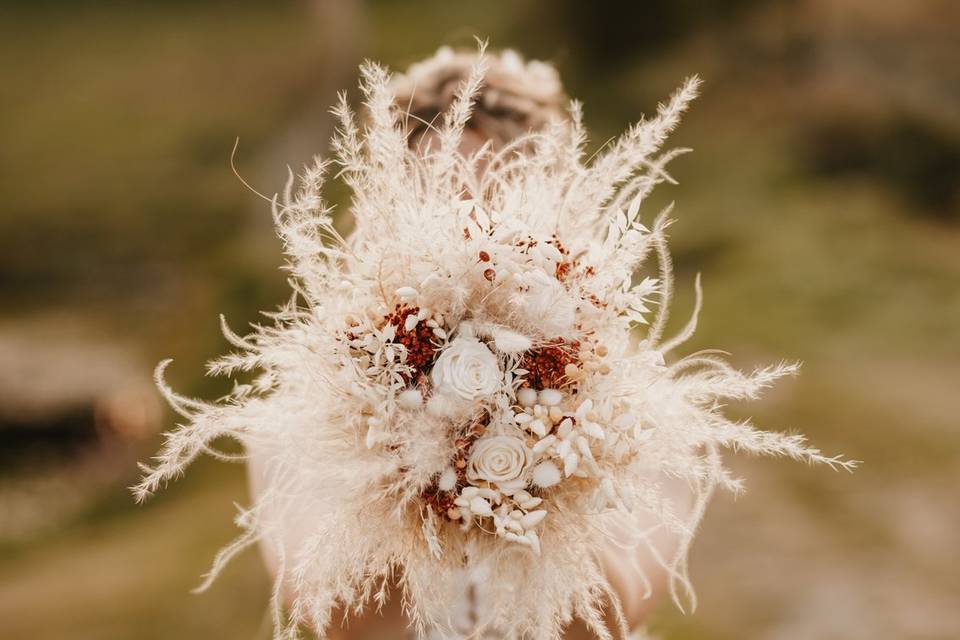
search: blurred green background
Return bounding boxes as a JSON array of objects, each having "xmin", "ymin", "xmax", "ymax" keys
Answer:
[{"xmin": 1, "ymin": 1, "xmax": 958, "ymax": 638}]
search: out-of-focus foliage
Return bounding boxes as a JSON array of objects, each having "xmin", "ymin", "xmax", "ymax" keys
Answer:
[{"xmin": 0, "ymin": 1, "xmax": 957, "ymax": 638}]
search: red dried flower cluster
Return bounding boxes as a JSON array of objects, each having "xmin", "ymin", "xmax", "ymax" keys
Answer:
[
  {"xmin": 422, "ymin": 416, "xmax": 487, "ymax": 519},
  {"xmin": 385, "ymin": 306, "xmax": 437, "ymax": 380},
  {"xmin": 421, "ymin": 484, "xmax": 459, "ymax": 517},
  {"xmin": 519, "ymin": 340, "xmax": 581, "ymax": 390}
]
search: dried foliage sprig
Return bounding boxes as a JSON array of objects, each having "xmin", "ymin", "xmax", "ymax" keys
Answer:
[{"xmin": 136, "ymin": 47, "xmax": 855, "ymax": 639}]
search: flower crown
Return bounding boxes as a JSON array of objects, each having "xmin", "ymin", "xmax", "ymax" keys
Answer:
[{"xmin": 136, "ymin": 46, "xmax": 854, "ymax": 639}]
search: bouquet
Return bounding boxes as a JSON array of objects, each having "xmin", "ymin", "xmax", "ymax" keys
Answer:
[{"xmin": 136, "ymin": 46, "xmax": 854, "ymax": 639}]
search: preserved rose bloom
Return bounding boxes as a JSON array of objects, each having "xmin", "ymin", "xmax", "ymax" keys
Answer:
[
  {"xmin": 466, "ymin": 435, "xmax": 532, "ymax": 485},
  {"xmin": 431, "ymin": 337, "xmax": 501, "ymax": 400}
]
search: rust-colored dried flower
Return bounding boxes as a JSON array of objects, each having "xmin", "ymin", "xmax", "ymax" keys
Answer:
[
  {"xmin": 385, "ymin": 306, "xmax": 437, "ymax": 379},
  {"xmin": 519, "ymin": 340, "xmax": 581, "ymax": 390}
]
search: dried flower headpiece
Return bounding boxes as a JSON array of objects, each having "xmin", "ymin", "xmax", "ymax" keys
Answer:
[{"xmin": 136, "ymin": 45, "xmax": 854, "ymax": 639}]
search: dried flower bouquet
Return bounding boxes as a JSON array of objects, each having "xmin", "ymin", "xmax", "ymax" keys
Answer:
[{"xmin": 136, "ymin": 46, "xmax": 854, "ymax": 640}]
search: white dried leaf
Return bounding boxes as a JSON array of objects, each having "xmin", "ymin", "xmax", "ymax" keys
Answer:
[
  {"xmin": 519, "ymin": 509, "xmax": 547, "ymax": 529},
  {"xmin": 563, "ymin": 452, "xmax": 579, "ymax": 477},
  {"xmin": 404, "ymin": 314, "xmax": 419, "ymax": 332},
  {"xmin": 490, "ymin": 327, "xmax": 532, "ymax": 353},
  {"xmin": 469, "ymin": 497, "xmax": 493, "ymax": 516}
]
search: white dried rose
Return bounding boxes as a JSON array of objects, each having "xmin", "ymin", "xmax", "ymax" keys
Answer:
[
  {"xmin": 467, "ymin": 435, "xmax": 532, "ymax": 485},
  {"xmin": 431, "ymin": 336, "xmax": 501, "ymax": 400}
]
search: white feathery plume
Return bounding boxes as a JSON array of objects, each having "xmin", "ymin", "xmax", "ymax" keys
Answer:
[{"xmin": 135, "ymin": 47, "xmax": 856, "ymax": 639}]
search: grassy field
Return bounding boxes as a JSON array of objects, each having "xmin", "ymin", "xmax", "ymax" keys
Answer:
[{"xmin": 1, "ymin": 1, "xmax": 958, "ymax": 638}]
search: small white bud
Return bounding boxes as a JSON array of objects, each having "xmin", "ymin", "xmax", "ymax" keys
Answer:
[
  {"xmin": 532, "ymin": 435, "xmax": 556, "ymax": 455},
  {"xmin": 582, "ymin": 421, "xmax": 605, "ymax": 440},
  {"xmin": 548, "ymin": 406, "xmax": 564, "ymax": 423},
  {"xmin": 575, "ymin": 398, "xmax": 593, "ymax": 419},
  {"xmin": 491, "ymin": 327, "xmax": 532, "ymax": 354},
  {"xmin": 517, "ymin": 388, "xmax": 538, "ymax": 407},
  {"xmin": 477, "ymin": 487, "xmax": 501, "ymax": 502},
  {"xmin": 563, "ymin": 452, "xmax": 579, "ymax": 477},
  {"xmin": 398, "ymin": 388, "xmax": 423, "ymax": 410},
  {"xmin": 528, "ymin": 419, "xmax": 547, "ymax": 438},
  {"xmin": 576, "ymin": 435, "xmax": 594, "ymax": 461},
  {"xmin": 505, "ymin": 519, "xmax": 524, "ymax": 534},
  {"xmin": 520, "ymin": 509, "xmax": 548, "ymax": 529},
  {"xmin": 469, "ymin": 497, "xmax": 493, "ymax": 516},
  {"xmin": 438, "ymin": 467, "xmax": 457, "ymax": 491},
  {"xmin": 539, "ymin": 388, "xmax": 563, "ymax": 406},
  {"xmin": 532, "ymin": 461, "xmax": 561, "ymax": 488},
  {"xmin": 519, "ymin": 496, "xmax": 543, "ymax": 510},
  {"xmin": 526, "ymin": 530, "xmax": 541, "ymax": 555}
]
